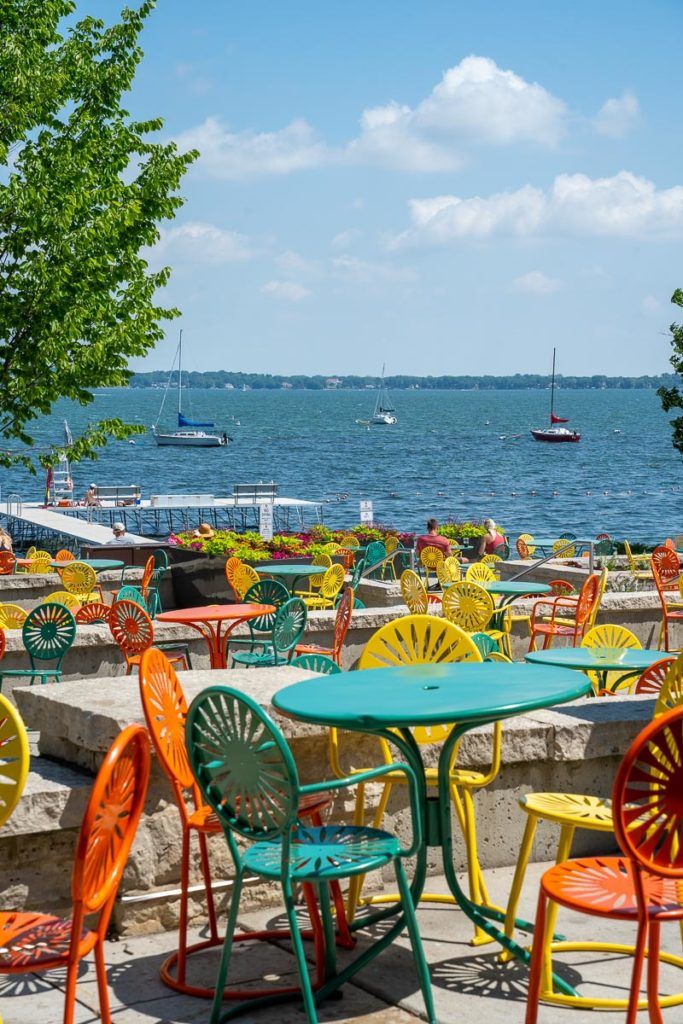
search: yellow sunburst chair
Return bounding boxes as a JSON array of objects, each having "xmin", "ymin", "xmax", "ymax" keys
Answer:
[
  {"xmin": 0, "ymin": 694, "xmax": 29, "ymax": 828},
  {"xmin": 580, "ymin": 622, "xmax": 641, "ymax": 694},
  {"xmin": 441, "ymin": 581, "xmax": 509, "ymax": 656}
]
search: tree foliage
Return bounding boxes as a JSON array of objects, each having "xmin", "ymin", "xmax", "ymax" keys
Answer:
[
  {"xmin": 657, "ymin": 289, "xmax": 683, "ymax": 458},
  {"xmin": 0, "ymin": 0, "xmax": 196, "ymax": 471}
]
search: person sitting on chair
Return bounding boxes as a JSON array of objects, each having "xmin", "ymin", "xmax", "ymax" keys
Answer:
[
  {"xmin": 0, "ymin": 526, "xmax": 13, "ymax": 552},
  {"xmin": 476, "ymin": 518, "xmax": 506, "ymax": 559},
  {"xmin": 415, "ymin": 518, "xmax": 453, "ymax": 559}
]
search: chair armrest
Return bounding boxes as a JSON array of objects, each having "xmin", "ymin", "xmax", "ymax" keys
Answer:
[{"xmin": 300, "ymin": 761, "xmax": 422, "ymax": 857}]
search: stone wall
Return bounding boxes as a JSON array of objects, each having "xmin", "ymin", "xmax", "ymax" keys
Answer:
[{"xmin": 9, "ymin": 668, "xmax": 657, "ymax": 936}]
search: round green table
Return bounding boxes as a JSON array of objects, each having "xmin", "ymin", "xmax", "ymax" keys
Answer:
[
  {"xmin": 259, "ymin": 564, "xmax": 329, "ymax": 592},
  {"xmin": 525, "ymin": 646, "xmax": 664, "ymax": 693},
  {"xmin": 273, "ymin": 662, "xmax": 590, "ymax": 981},
  {"xmin": 50, "ymin": 558, "xmax": 124, "ymax": 573}
]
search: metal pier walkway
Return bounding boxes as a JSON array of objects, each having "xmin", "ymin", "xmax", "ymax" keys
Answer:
[{"xmin": 0, "ymin": 503, "xmax": 146, "ymax": 546}]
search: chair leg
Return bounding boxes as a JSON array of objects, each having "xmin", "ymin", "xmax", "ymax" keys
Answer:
[
  {"xmin": 347, "ymin": 781, "xmax": 393, "ymax": 919},
  {"xmin": 211, "ymin": 870, "xmax": 243, "ymax": 1024},
  {"xmin": 461, "ymin": 787, "xmax": 494, "ymax": 946},
  {"xmin": 94, "ymin": 937, "xmax": 112, "ymax": 1024},
  {"xmin": 646, "ymin": 919, "xmax": 664, "ymax": 1024},
  {"xmin": 282, "ymin": 876, "xmax": 318, "ymax": 1024},
  {"xmin": 198, "ymin": 830, "xmax": 219, "ymax": 942},
  {"xmin": 626, "ymin": 916, "xmax": 649, "ymax": 1024},
  {"xmin": 540, "ymin": 824, "xmax": 574, "ymax": 995},
  {"xmin": 178, "ymin": 828, "xmax": 191, "ymax": 985},
  {"xmin": 394, "ymin": 858, "xmax": 436, "ymax": 1024},
  {"xmin": 501, "ymin": 812, "xmax": 538, "ymax": 961},
  {"xmin": 345, "ymin": 782, "xmax": 367, "ymax": 919},
  {"xmin": 63, "ymin": 956, "xmax": 80, "ymax": 1024},
  {"xmin": 524, "ymin": 890, "xmax": 548, "ymax": 1024}
]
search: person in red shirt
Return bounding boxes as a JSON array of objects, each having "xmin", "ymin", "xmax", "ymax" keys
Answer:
[{"xmin": 415, "ymin": 519, "xmax": 453, "ymax": 558}]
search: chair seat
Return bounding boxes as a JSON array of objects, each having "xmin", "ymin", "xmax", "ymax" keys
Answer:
[
  {"xmin": 244, "ymin": 824, "xmax": 399, "ymax": 881},
  {"xmin": 533, "ymin": 623, "xmax": 577, "ymax": 637},
  {"xmin": 520, "ymin": 792, "xmax": 613, "ymax": 831},
  {"xmin": 303, "ymin": 597, "xmax": 335, "ymax": 610},
  {"xmin": 231, "ymin": 650, "xmax": 282, "ymax": 667},
  {"xmin": 294, "ymin": 642, "xmax": 334, "ymax": 658},
  {"xmin": 0, "ymin": 912, "xmax": 95, "ymax": 970},
  {"xmin": 541, "ymin": 856, "xmax": 683, "ymax": 920}
]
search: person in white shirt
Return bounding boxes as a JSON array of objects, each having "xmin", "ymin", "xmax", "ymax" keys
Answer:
[{"xmin": 107, "ymin": 522, "xmax": 135, "ymax": 545}]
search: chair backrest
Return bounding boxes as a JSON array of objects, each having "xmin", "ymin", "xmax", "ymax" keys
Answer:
[
  {"xmin": 0, "ymin": 604, "xmax": 27, "ymax": 630},
  {"xmin": 624, "ymin": 540, "xmax": 639, "ymax": 572},
  {"xmin": 61, "ymin": 561, "xmax": 97, "ymax": 598},
  {"xmin": 232, "ymin": 563, "xmax": 260, "ymax": 601},
  {"xmin": 664, "ymin": 538, "xmax": 676, "ymax": 551},
  {"xmin": 71, "ymin": 724, "xmax": 150, "ymax": 914},
  {"xmin": 39, "ymin": 591, "xmax": 82, "ymax": 612},
  {"xmin": 115, "ymin": 585, "xmax": 147, "ymax": 609},
  {"xmin": 349, "ymin": 556, "xmax": 366, "ymax": 591},
  {"xmin": 54, "ymin": 549, "xmax": 75, "ymax": 563},
  {"xmin": 674, "ymin": 535, "xmax": 683, "ymax": 551},
  {"xmin": 359, "ymin": 614, "xmax": 482, "ymax": 670},
  {"xmin": 225, "ymin": 556, "xmax": 242, "ymax": 589},
  {"xmin": 186, "ymin": 685, "xmax": 299, "ymax": 840},
  {"xmin": 340, "ymin": 533, "xmax": 359, "ymax": 549},
  {"xmin": 272, "ymin": 597, "xmax": 307, "ymax": 655},
  {"xmin": 518, "ymin": 533, "xmax": 536, "ymax": 555},
  {"xmin": 309, "ymin": 553, "xmax": 332, "ymax": 589},
  {"xmin": 109, "ymin": 599, "xmax": 154, "ymax": 656},
  {"xmin": 154, "ymin": 549, "xmax": 170, "ymax": 570},
  {"xmin": 442, "ymin": 581, "xmax": 495, "ymax": 633},
  {"xmin": 613, "ymin": 705, "xmax": 683, "ymax": 879},
  {"xmin": 465, "ymin": 563, "xmax": 495, "ymax": 584},
  {"xmin": 480, "ymin": 554, "xmax": 502, "ymax": 578},
  {"xmin": 470, "ymin": 631, "xmax": 499, "ymax": 659},
  {"xmin": 22, "ymin": 603, "xmax": 76, "ymax": 665},
  {"xmin": 139, "ymin": 648, "xmax": 201, "ymax": 815},
  {"xmin": 290, "ymin": 652, "xmax": 341, "ymax": 674},
  {"xmin": 575, "ymin": 574, "xmax": 600, "ymax": 627},
  {"xmin": 419, "ymin": 546, "xmax": 444, "ymax": 583},
  {"xmin": 549, "ymin": 579, "xmax": 575, "ymax": 596},
  {"xmin": 581, "ymin": 623, "xmax": 642, "ymax": 693},
  {"xmin": 516, "ymin": 538, "xmax": 530, "ymax": 560},
  {"xmin": 400, "ymin": 569, "xmax": 429, "ymax": 614},
  {"xmin": 319, "ymin": 564, "xmax": 345, "ymax": 603},
  {"xmin": 384, "ymin": 535, "xmax": 399, "ymax": 555},
  {"xmin": 634, "ymin": 656, "xmax": 677, "ymax": 695},
  {"xmin": 25, "ymin": 546, "xmax": 36, "ymax": 560},
  {"xmin": 0, "ymin": 627, "xmax": 4, "ymax": 662},
  {"xmin": 586, "ymin": 567, "xmax": 608, "ymax": 629},
  {"xmin": 653, "ymin": 652, "xmax": 683, "ymax": 718},
  {"xmin": 28, "ymin": 555, "xmax": 52, "ymax": 574},
  {"xmin": 75, "ymin": 601, "xmax": 111, "ymax": 625},
  {"xmin": 140, "ymin": 556, "xmax": 155, "ymax": 596},
  {"xmin": 651, "ymin": 546, "xmax": 680, "ymax": 591},
  {"xmin": 0, "ymin": 552, "xmax": 16, "ymax": 575},
  {"xmin": 365, "ymin": 541, "xmax": 386, "ymax": 571},
  {"xmin": 595, "ymin": 534, "xmax": 614, "ymax": 556},
  {"xmin": 336, "ymin": 547, "xmax": 356, "ymax": 571},
  {"xmin": 438, "ymin": 556, "xmax": 461, "ymax": 587},
  {"xmin": 552, "ymin": 538, "xmax": 575, "ymax": 558},
  {"xmin": 0, "ymin": 693, "xmax": 30, "ymax": 829},
  {"xmin": 243, "ymin": 578, "xmax": 290, "ymax": 633},
  {"xmin": 332, "ymin": 586, "xmax": 354, "ymax": 662}
]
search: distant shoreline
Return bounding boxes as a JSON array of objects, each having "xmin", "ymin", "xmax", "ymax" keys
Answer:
[{"xmin": 126, "ymin": 371, "xmax": 676, "ymax": 392}]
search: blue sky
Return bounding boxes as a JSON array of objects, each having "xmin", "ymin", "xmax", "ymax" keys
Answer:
[{"xmin": 116, "ymin": 0, "xmax": 683, "ymax": 375}]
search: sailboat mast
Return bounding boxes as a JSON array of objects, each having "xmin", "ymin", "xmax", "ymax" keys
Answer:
[
  {"xmin": 178, "ymin": 330, "xmax": 183, "ymax": 417},
  {"xmin": 549, "ymin": 347, "xmax": 556, "ymax": 424}
]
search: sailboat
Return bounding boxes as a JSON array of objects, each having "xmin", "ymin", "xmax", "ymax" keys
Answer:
[
  {"xmin": 531, "ymin": 348, "xmax": 580, "ymax": 443},
  {"xmin": 357, "ymin": 364, "xmax": 397, "ymax": 426},
  {"xmin": 152, "ymin": 332, "xmax": 228, "ymax": 447}
]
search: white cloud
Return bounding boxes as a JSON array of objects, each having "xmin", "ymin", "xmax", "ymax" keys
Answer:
[
  {"xmin": 261, "ymin": 280, "xmax": 311, "ymax": 302},
  {"xmin": 594, "ymin": 91, "xmax": 640, "ymax": 138},
  {"xmin": 275, "ymin": 250, "xmax": 322, "ymax": 278},
  {"xmin": 176, "ymin": 55, "xmax": 567, "ymax": 180},
  {"xmin": 331, "ymin": 229, "xmax": 361, "ymax": 249},
  {"xmin": 512, "ymin": 271, "xmax": 562, "ymax": 294},
  {"xmin": 393, "ymin": 171, "xmax": 683, "ymax": 246},
  {"xmin": 641, "ymin": 293, "xmax": 661, "ymax": 313},
  {"xmin": 153, "ymin": 221, "xmax": 256, "ymax": 263},
  {"xmin": 174, "ymin": 116, "xmax": 329, "ymax": 180},
  {"xmin": 331, "ymin": 256, "xmax": 417, "ymax": 286}
]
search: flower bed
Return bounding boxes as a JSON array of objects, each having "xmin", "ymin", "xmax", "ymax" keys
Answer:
[{"xmin": 168, "ymin": 524, "xmax": 414, "ymax": 562}]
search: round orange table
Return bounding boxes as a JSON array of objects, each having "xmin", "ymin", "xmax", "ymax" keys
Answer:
[{"xmin": 156, "ymin": 604, "xmax": 275, "ymax": 669}]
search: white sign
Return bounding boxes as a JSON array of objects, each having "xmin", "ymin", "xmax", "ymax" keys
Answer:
[
  {"xmin": 259, "ymin": 502, "xmax": 274, "ymax": 541},
  {"xmin": 359, "ymin": 499, "xmax": 373, "ymax": 523}
]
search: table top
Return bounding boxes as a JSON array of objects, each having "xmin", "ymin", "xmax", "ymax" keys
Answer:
[
  {"xmin": 273, "ymin": 662, "xmax": 590, "ymax": 731},
  {"xmin": 51, "ymin": 559, "xmax": 124, "ymax": 572},
  {"xmin": 157, "ymin": 603, "xmax": 275, "ymax": 624},
  {"xmin": 525, "ymin": 647, "xmax": 664, "ymax": 672},
  {"xmin": 484, "ymin": 582, "xmax": 551, "ymax": 597},
  {"xmin": 260, "ymin": 564, "xmax": 327, "ymax": 578}
]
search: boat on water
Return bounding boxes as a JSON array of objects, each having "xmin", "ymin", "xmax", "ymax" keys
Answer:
[
  {"xmin": 152, "ymin": 332, "xmax": 228, "ymax": 448},
  {"xmin": 357, "ymin": 364, "xmax": 398, "ymax": 425},
  {"xmin": 531, "ymin": 348, "xmax": 580, "ymax": 443}
]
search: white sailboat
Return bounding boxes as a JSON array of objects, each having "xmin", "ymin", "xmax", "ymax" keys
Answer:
[
  {"xmin": 357, "ymin": 364, "xmax": 397, "ymax": 426},
  {"xmin": 152, "ymin": 332, "xmax": 228, "ymax": 447}
]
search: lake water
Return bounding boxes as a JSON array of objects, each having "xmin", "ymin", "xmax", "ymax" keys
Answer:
[{"xmin": 1, "ymin": 387, "xmax": 681, "ymax": 543}]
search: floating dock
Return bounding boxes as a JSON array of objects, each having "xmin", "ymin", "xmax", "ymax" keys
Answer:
[{"xmin": 0, "ymin": 492, "xmax": 323, "ymax": 548}]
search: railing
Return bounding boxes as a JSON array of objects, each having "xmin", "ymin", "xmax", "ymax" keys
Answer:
[
  {"xmin": 6, "ymin": 493, "xmax": 23, "ymax": 517},
  {"xmin": 508, "ymin": 539, "xmax": 596, "ymax": 580}
]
